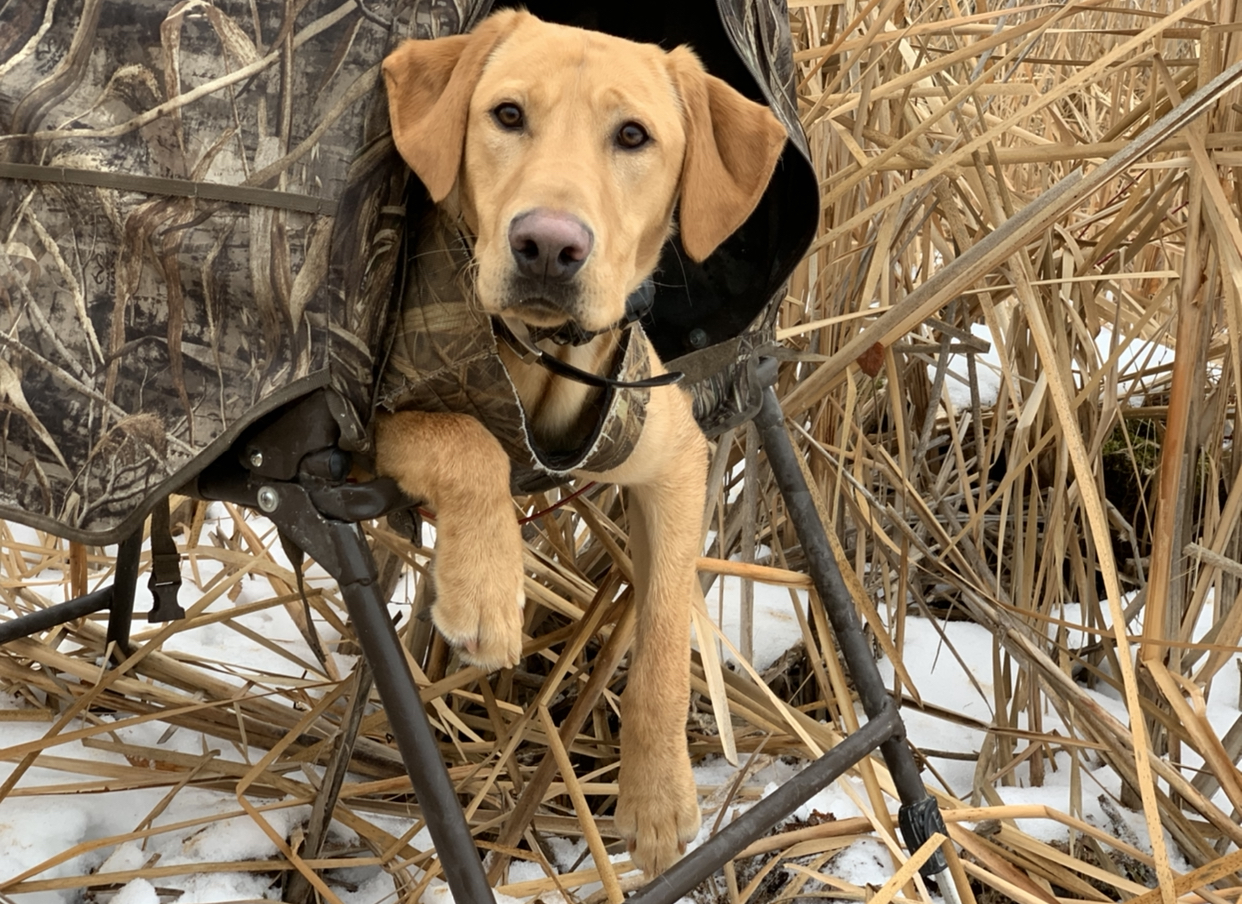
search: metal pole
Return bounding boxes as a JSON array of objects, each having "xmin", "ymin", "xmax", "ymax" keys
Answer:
[
  {"xmin": 106, "ymin": 529, "xmax": 142, "ymax": 660},
  {"xmin": 0, "ymin": 586, "xmax": 113, "ymax": 644},
  {"xmin": 626, "ymin": 703, "xmax": 902, "ymax": 904},
  {"xmin": 260, "ymin": 484, "xmax": 497, "ymax": 903},
  {"xmin": 754, "ymin": 379, "xmax": 963, "ymax": 903},
  {"xmin": 340, "ymin": 571, "xmax": 497, "ymax": 901}
]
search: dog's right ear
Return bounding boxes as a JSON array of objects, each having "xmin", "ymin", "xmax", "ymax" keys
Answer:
[{"xmin": 383, "ymin": 11, "xmax": 520, "ymax": 201}]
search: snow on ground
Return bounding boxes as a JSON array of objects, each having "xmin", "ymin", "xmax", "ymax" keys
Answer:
[
  {"xmin": 702, "ymin": 574, "xmax": 808, "ymax": 672},
  {"xmin": 930, "ymin": 322, "xmax": 1182, "ymax": 412},
  {"xmin": 1, "ymin": 511, "xmax": 1239, "ymax": 903}
]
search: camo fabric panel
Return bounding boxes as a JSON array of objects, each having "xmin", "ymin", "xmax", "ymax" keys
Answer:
[
  {"xmin": 716, "ymin": 0, "xmax": 806, "ymax": 160},
  {"xmin": 377, "ymin": 207, "xmax": 651, "ymax": 492},
  {"xmin": 670, "ymin": 330, "xmax": 768, "ymax": 438},
  {"xmin": 0, "ymin": 0, "xmax": 482, "ymax": 541}
]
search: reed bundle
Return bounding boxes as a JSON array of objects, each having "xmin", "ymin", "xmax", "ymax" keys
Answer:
[{"xmin": 1, "ymin": 1, "xmax": 1240, "ymax": 902}]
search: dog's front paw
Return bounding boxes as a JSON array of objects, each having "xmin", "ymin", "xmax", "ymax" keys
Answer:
[
  {"xmin": 615, "ymin": 756, "xmax": 701, "ymax": 877},
  {"xmin": 431, "ymin": 515, "xmax": 525, "ymax": 671}
]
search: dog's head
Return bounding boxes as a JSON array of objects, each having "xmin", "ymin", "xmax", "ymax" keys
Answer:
[{"xmin": 383, "ymin": 10, "xmax": 786, "ymax": 334}]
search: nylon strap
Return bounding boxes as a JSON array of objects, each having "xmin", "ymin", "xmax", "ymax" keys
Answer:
[
  {"xmin": 499, "ymin": 317, "xmax": 683, "ymax": 390},
  {"xmin": 146, "ymin": 497, "xmax": 185, "ymax": 622},
  {"xmin": 277, "ymin": 528, "xmax": 332, "ymax": 669}
]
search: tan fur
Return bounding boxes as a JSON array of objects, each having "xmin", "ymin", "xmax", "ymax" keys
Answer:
[{"xmin": 377, "ymin": 10, "xmax": 784, "ymax": 877}]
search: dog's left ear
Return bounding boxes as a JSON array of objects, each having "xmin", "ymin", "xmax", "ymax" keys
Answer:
[
  {"xmin": 383, "ymin": 11, "xmax": 522, "ymax": 201},
  {"xmin": 668, "ymin": 48, "xmax": 788, "ymax": 262}
]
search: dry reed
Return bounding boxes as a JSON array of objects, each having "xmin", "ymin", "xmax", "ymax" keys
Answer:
[{"xmin": 2, "ymin": 1, "xmax": 1242, "ymax": 902}]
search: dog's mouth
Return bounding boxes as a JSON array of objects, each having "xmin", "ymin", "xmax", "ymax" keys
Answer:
[
  {"xmin": 495, "ymin": 274, "xmax": 600, "ymax": 329},
  {"xmin": 504, "ymin": 296, "xmax": 573, "ymax": 327},
  {"xmin": 494, "ymin": 277, "xmax": 658, "ymax": 346}
]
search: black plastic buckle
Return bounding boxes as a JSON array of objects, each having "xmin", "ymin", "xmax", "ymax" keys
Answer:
[
  {"xmin": 898, "ymin": 796, "xmax": 950, "ymax": 877},
  {"xmin": 146, "ymin": 499, "xmax": 185, "ymax": 622}
]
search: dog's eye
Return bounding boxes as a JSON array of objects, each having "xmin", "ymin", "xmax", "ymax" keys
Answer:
[
  {"xmin": 616, "ymin": 122, "xmax": 649, "ymax": 149},
  {"xmin": 493, "ymin": 103, "xmax": 525, "ymax": 130}
]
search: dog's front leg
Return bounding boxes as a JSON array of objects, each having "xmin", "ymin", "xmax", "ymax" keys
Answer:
[
  {"xmin": 596, "ymin": 390, "xmax": 708, "ymax": 877},
  {"xmin": 374, "ymin": 410, "xmax": 525, "ymax": 670}
]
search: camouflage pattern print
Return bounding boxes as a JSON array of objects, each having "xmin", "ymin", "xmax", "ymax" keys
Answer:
[
  {"xmin": 715, "ymin": 0, "xmax": 805, "ymax": 160},
  {"xmin": 0, "ymin": 0, "xmax": 492, "ymax": 542}
]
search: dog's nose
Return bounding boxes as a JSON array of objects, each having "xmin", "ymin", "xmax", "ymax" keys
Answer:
[{"xmin": 509, "ymin": 210, "xmax": 593, "ymax": 281}]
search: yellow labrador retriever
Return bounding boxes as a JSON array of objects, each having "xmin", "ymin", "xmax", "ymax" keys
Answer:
[{"xmin": 374, "ymin": 9, "xmax": 785, "ymax": 876}]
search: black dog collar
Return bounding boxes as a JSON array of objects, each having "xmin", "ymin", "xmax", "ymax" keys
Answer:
[
  {"xmin": 498, "ymin": 314, "xmax": 683, "ymax": 391},
  {"xmin": 498, "ymin": 279, "xmax": 682, "ymax": 390}
]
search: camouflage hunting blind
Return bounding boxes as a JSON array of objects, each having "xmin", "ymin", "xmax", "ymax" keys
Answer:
[{"xmin": 0, "ymin": 0, "xmax": 817, "ymax": 543}]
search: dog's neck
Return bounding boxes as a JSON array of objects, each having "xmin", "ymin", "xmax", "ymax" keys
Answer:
[{"xmin": 432, "ymin": 187, "xmax": 625, "ymax": 450}]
